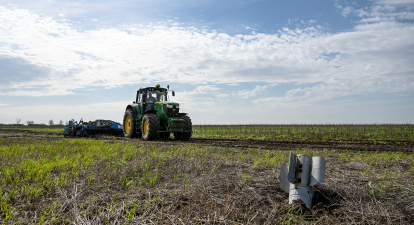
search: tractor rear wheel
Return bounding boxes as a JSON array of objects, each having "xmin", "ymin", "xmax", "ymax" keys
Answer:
[
  {"xmin": 123, "ymin": 109, "xmax": 137, "ymax": 138},
  {"xmin": 174, "ymin": 115, "xmax": 192, "ymax": 140},
  {"xmin": 142, "ymin": 114, "xmax": 160, "ymax": 141}
]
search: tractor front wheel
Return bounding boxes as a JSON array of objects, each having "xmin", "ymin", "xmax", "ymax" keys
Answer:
[
  {"xmin": 142, "ymin": 114, "xmax": 160, "ymax": 141},
  {"xmin": 174, "ymin": 115, "xmax": 192, "ymax": 140},
  {"xmin": 123, "ymin": 109, "xmax": 137, "ymax": 138}
]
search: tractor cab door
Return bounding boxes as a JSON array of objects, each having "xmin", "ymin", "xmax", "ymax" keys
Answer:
[
  {"xmin": 137, "ymin": 90, "xmax": 145, "ymax": 121},
  {"xmin": 144, "ymin": 90, "xmax": 156, "ymax": 112}
]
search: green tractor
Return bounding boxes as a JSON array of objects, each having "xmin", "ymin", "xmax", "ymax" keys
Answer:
[{"xmin": 123, "ymin": 84, "xmax": 192, "ymax": 141}]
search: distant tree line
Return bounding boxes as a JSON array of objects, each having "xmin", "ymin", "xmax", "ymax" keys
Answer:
[{"xmin": 0, "ymin": 118, "xmax": 67, "ymax": 128}]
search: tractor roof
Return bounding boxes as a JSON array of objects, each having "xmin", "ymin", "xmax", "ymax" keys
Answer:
[
  {"xmin": 138, "ymin": 84, "xmax": 168, "ymax": 91},
  {"xmin": 140, "ymin": 87, "xmax": 167, "ymax": 90}
]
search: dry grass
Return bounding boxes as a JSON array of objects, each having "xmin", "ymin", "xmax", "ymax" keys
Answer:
[{"xmin": 0, "ymin": 129, "xmax": 413, "ymax": 224}]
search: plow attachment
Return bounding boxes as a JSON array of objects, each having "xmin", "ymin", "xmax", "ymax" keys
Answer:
[{"xmin": 63, "ymin": 119, "xmax": 123, "ymax": 137}]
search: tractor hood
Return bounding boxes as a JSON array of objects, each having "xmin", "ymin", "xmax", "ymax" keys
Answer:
[{"xmin": 154, "ymin": 101, "xmax": 179, "ymax": 106}]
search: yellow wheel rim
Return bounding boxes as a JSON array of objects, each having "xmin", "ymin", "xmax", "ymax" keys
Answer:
[
  {"xmin": 125, "ymin": 116, "xmax": 131, "ymax": 133},
  {"xmin": 144, "ymin": 120, "xmax": 149, "ymax": 135}
]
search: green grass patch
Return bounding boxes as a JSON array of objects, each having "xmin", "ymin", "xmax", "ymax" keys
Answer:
[
  {"xmin": 192, "ymin": 124, "xmax": 414, "ymax": 142},
  {"xmin": 1, "ymin": 127, "xmax": 64, "ymax": 133},
  {"xmin": 0, "ymin": 133, "xmax": 413, "ymax": 223},
  {"xmin": 338, "ymin": 151, "xmax": 413, "ymax": 164}
]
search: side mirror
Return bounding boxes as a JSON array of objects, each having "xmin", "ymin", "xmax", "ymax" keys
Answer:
[
  {"xmin": 133, "ymin": 101, "xmax": 136, "ymax": 104},
  {"xmin": 172, "ymin": 91, "xmax": 175, "ymax": 96}
]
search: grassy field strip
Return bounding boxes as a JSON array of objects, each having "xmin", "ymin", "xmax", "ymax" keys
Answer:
[
  {"xmin": 1, "ymin": 128, "xmax": 65, "ymax": 134},
  {"xmin": 192, "ymin": 124, "xmax": 414, "ymax": 142},
  {"xmin": 1, "ymin": 137, "xmax": 413, "ymax": 224},
  {"xmin": 4, "ymin": 124, "xmax": 414, "ymax": 142}
]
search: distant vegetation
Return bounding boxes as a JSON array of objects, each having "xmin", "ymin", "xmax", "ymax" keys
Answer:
[
  {"xmin": 2, "ymin": 124, "xmax": 413, "ymax": 142},
  {"xmin": 192, "ymin": 124, "xmax": 414, "ymax": 142}
]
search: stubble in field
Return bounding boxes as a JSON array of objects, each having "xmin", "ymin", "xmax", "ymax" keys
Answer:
[{"xmin": 0, "ymin": 128, "xmax": 413, "ymax": 224}]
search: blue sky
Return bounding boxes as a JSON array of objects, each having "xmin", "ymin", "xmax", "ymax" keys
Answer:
[{"xmin": 0, "ymin": 0, "xmax": 413, "ymax": 124}]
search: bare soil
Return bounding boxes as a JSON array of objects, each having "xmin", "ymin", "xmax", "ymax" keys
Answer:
[{"xmin": 2, "ymin": 129, "xmax": 413, "ymax": 152}]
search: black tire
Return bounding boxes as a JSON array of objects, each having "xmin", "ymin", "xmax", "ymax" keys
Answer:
[
  {"xmin": 174, "ymin": 115, "xmax": 192, "ymax": 140},
  {"xmin": 159, "ymin": 132, "xmax": 171, "ymax": 139},
  {"xmin": 141, "ymin": 114, "xmax": 160, "ymax": 141},
  {"xmin": 81, "ymin": 130, "xmax": 88, "ymax": 137},
  {"xmin": 123, "ymin": 109, "xmax": 137, "ymax": 138},
  {"xmin": 173, "ymin": 132, "xmax": 182, "ymax": 140}
]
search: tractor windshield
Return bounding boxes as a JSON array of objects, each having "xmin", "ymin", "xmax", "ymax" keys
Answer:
[{"xmin": 146, "ymin": 89, "xmax": 167, "ymax": 103}]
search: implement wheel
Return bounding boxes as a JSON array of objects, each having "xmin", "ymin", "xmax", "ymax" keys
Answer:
[
  {"xmin": 142, "ymin": 114, "xmax": 160, "ymax": 141},
  {"xmin": 174, "ymin": 115, "xmax": 192, "ymax": 140},
  {"xmin": 123, "ymin": 109, "xmax": 137, "ymax": 138}
]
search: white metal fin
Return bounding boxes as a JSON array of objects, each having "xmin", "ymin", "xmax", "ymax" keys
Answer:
[
  {"xmin": 280, "ymin": 165, "xmax": 290, "ymax": 193},
  {"xmin": 287, "ymin": 151, "xmax": 297, "ymax": 184},
  {"xmin": 309, "ymin": 156, "xmax": 326, "ymax": 186}
]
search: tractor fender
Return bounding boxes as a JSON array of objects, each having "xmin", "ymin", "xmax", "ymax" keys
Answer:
[
  {"xmin": 126, "ymin": 104, "xmax": 138, "ymax": 117},
  {"xmin": 179, "ymin": 113, "xmax": 188, "ymax": 117}
]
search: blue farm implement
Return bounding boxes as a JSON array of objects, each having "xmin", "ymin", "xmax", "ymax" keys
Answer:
[{"xmin": 63, "ymin": 119, "xmax": 124, "ymax": 137}]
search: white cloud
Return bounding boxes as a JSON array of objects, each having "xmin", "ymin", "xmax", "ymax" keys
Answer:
[
  {"xmin": 195, "ymin": 85, "xmax": 221, "ymax": 94},
  {"xmin": 0, "ymin": 89, "xmax": 74, "ymax": 97},
  {"xmin": 182, "ymin": 85, "xmax": 221, "ymax": 95},
  {"xmin": 0, "ymin": 101, "xmax": 130, "ymax": 124},
  {"xmin": 238, "ymin": 84, "xmax": 277, "ymax": 99},
  {"xmin": 166, "ymin": 85, "xmax": 222, "ymax": 110},
  {"xmin": 216, "ymin": 94, "xmax": 229, "ymax": 98},
  {"xmin": 354, "ymin": 4, "xmax": 414, "ymax": 22},
  {"xmin": 341, "ymin": 6, "xmax": 354, "ymax": 17},
  {"xmin": 372, "ymin": 0, "xmax": 414, "ymax": 5},
  {"xmin": 0, "ymin": 4, "xmax": 413, "ymax": 107},
  {"xmin": 335, "ymin": 4, "xmax": 355, "ymax": 17}
]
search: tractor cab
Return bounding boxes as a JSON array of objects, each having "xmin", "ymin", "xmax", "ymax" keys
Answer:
[
  {"xmin": 134, "ymin": 85, "xmax": 176, "ymax": 115},
  {"xmin": 137, "ymin": 88, "xmax": 167, "ymax": 103}
]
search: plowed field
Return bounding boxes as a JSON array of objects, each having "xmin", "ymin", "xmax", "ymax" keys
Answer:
[{"xmin": 0, "ymin": 128, "xmax": 413, "ymax": 224}]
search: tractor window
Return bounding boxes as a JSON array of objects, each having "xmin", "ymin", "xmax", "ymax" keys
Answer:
[
  {"xmin": 137, "ymin": 93, "xmax": 143, "ymax": 103},
  {"xmin": 156, "ymin": 92, "xmax": 167, "ymax": 101},
  {"xmin": 146, "ymin": 90, "xmax": 167, "ymax": 103}
]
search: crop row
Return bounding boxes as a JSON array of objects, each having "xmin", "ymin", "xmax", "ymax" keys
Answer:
[
  {"xmin": 192, "ymin": 124, "xmax": 414, "ymax": 141},
  {"xmin": 4, "ymin": 124, "xmax": 414, "ymax": 142}
]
